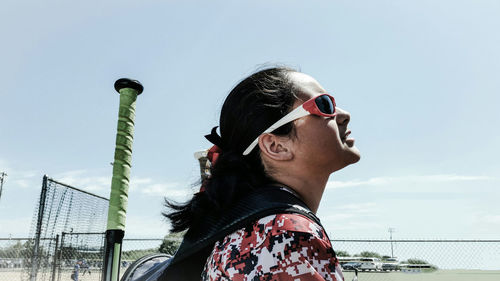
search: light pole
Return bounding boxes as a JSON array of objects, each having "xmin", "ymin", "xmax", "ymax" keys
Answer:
[
  {"xmin": 0, "ymin": 172, "xmax": 7, "ymax": 202},
  {"xmin": 388, "ymin": 227, "xmax": 396, "ymax": 258}
]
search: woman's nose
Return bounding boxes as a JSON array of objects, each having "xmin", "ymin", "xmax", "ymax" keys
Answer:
[{"xmin": 335, "ymin": 107, "xmax": 351, "ymax": 126}]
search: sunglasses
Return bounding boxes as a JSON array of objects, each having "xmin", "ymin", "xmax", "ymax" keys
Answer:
[{"xmin": 242, "ymin": 93, "xmax": 337, "ymax": 155}]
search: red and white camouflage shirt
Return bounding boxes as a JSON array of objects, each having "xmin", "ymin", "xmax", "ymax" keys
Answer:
[{"xmin": 202, "ymin": 213, "xmax": 344, "ymax": 281}]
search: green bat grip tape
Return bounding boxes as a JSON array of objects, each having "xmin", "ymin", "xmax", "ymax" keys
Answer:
[{"xmin": 107, "ymin": 83, "xmax": 142, "ymax": 231}]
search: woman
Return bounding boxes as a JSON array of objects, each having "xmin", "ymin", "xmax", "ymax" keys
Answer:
[{"xmin": 162, "ymin": 67, "xmax": 360, "ymax": 281}]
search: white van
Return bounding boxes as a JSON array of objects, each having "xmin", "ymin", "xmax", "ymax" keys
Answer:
[{"xmin": 359, "ymin": 257, "xmax": 382, "ymax": 271}]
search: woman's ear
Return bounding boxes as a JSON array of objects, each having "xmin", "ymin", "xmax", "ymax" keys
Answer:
[{"xmin": 258, "ymin": 134, "xmax": 293, "ymax": 161}]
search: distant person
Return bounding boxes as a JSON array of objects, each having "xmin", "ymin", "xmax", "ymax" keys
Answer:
[
  {"xmin": 81, "ymin": 259, "xmax": 91, "ymax": 276},
  {"xmin": 71, "ymin": 260, "xmax": 81, "ymax": 281},
  {"xmin": 162, "ymin": 67, "xmax": 360, "ymax": 280}
]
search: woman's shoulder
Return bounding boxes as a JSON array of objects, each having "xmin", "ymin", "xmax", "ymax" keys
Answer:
[
  {"xmin": 204, "ymin": 213, "xmax": 340, "ymax": 280},
  {"xmin": 266, "ymin": 213, "xmax": 327, "ymax": 237},
  {"xmin": 216, "ymin": 213, "xmax": 328, "ymax": 251}
]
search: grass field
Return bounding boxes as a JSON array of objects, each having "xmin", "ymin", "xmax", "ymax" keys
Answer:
[{"xmin": 2, "ymin": 269, "xmax": 500, "ymax": 281}]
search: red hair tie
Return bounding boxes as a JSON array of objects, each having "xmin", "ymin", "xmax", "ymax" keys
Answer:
[
  {"xmin": 199, "ymin": 145, "xmax": 222, "ymax": 192},
  {"xmin": 207, "ymin": 145, "xmax": 221, "ymax": 165}
]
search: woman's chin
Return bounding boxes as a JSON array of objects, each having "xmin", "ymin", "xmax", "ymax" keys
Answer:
[{"xmin": 346, "ymin": 145, "xmax": 361, "ymax": 164}]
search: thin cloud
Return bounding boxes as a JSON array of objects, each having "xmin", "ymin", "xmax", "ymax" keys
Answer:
[
  {"xmin": 471, "ymin": 212, "xmax": 500, "ymax": 225},
  {"xmin": 320, "ymin": 202, "xmax": 379, "ymax": 226},
  {"xmin": 330, "ymin": 221, "xmax": 384, "ymax": 232},
  {"xmin": 0, "ymin": 158, "xmax": 10, "ymax": 172},
  {"xmin": 53, "ymin": 170, "xmax": 110, "ymax": 192},
  {"xmin": 0, "ymin": 217, "xmax": 32, "ymax": 237},
  {"xmin": 335, "ymin": 203, "xmax": 378, "ymax": 213},
  {"xmin": 131, "ymin": 177, "xmax": 153, "ymax": 186},
  {"xmin": 140, "ymin": 183, "xmax": 192, "ymax": 198},
  {"xmin": 0, "ymin": 160, "xmax": 39, "ymax": 189},
  {"xmin": 50, "ymin": 170, "xmax": 191, "ymax": 198},
  {"xmin": 52, "ymin": 170, "xmax": 163, "ymax": 194},
  {"xmin": 481, "ymin": 215, "xmax": 500, "ymax": 224},
  {"xmin": 326, "ymin": 174, "xmax": 495, "ymax": 189},
  {"xmin": 125, "ymin": 215, "xmax": 170, "ymax": 238},
  {"xmin": 320, "ymin": 203, "xmax": 385, "ymax": 235},
  {"xmin": 12, "ymin": 179, "xmax": 32, "ymax": 188}
]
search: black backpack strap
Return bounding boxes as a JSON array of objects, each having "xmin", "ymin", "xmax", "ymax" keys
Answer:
[{"xmin": 159, "ymin": 186, "xmax": 321, "ymax": 281}]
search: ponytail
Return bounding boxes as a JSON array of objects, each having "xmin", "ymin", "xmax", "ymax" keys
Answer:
[{"xmin": 164, "ymin": 66, "xmax": 298, "ymax": 233}]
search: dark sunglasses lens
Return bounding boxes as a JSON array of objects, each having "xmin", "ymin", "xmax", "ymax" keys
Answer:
[{"xmin": 315, "ymin": 96, "xmax": 335, "ymax": 114}]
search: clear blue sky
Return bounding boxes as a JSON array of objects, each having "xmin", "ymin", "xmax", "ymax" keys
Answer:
[{"xmin": 1, "ymin": 0, "xmax": 499, "ymax": 242}]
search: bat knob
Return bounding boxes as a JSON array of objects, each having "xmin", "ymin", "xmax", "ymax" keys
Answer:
[{"xmin": 114, "ymin": 78, "xmax": 144, "ymax": 95}]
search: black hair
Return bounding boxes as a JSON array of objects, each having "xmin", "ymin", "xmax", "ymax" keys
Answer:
[{"xmin": 163, "ymin": 66, "xmax": 300, "ymax": 233}]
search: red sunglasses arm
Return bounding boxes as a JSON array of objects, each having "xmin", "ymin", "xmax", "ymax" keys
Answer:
[{"xmin": 302, "ymin": 98, "xmax": 321, "ymax": 115}]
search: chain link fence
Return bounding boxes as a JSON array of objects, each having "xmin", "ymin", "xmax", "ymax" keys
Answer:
[
  {"xmin": 0, "ymin": 237, "xmax": 59, "ymax": 281},
  {"xmin": 1, "ymin": 235, "xmax": 167, "ymax": 281},
  {"xmin": 56, "ymin": 233, "xmax": 164, "ymax": 281},
  {"xmin": 3, "ymin": 236, "xmax": 499, "ymax": 280},
  {"xmin": 0, "ymin": 238, "xmax": 32, "ymax": 281},
  {"xmin": 332, "ymin": 239, "xmax": 500, "ymax": 270},
  {"xmin": 27, "ymin": 176, "xmax": 109, "ymax": 281},
  {"xmin": 333, "ymin": 239, "xmax": 500, "ymax": 281},
  {"xmin": 57, "ymin": 233, "xmax": 105, "ymax": 281}
]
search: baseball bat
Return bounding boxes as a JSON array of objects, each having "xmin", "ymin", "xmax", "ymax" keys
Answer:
[{"xmin": 102, "ymin": 78, "xmax": 143, "ymax": 281}]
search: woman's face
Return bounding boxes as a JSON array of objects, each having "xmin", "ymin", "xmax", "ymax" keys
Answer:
[{"xmin": 287, "ymin": 72, "xmax": 361, "ymax": 173}]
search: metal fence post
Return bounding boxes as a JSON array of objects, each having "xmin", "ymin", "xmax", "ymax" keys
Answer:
[
  {"xmin": 58, "ymin": 232, "xmax": 66, "ymax": 281},
  {"xmin": 31, "ymin": 175, "xmax": 48, "ymax": 281},
  {"xmin": 51, "ymin": 234, "xmax": 59, "ymax": 281}
]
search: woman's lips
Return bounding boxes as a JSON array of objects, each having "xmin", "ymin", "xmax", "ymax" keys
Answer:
[
  {"xmin": 342, "ymin": 130, "xmax": 355, "ymax": 146},
  {"xmin": 341, "ymin": 130, "xmax": 351, "ymax": 140}
]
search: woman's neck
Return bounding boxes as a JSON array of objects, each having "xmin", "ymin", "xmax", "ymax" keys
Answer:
[{"xmin": 272, "ymin": 172, "xmax": 329, "ymax": 213}]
